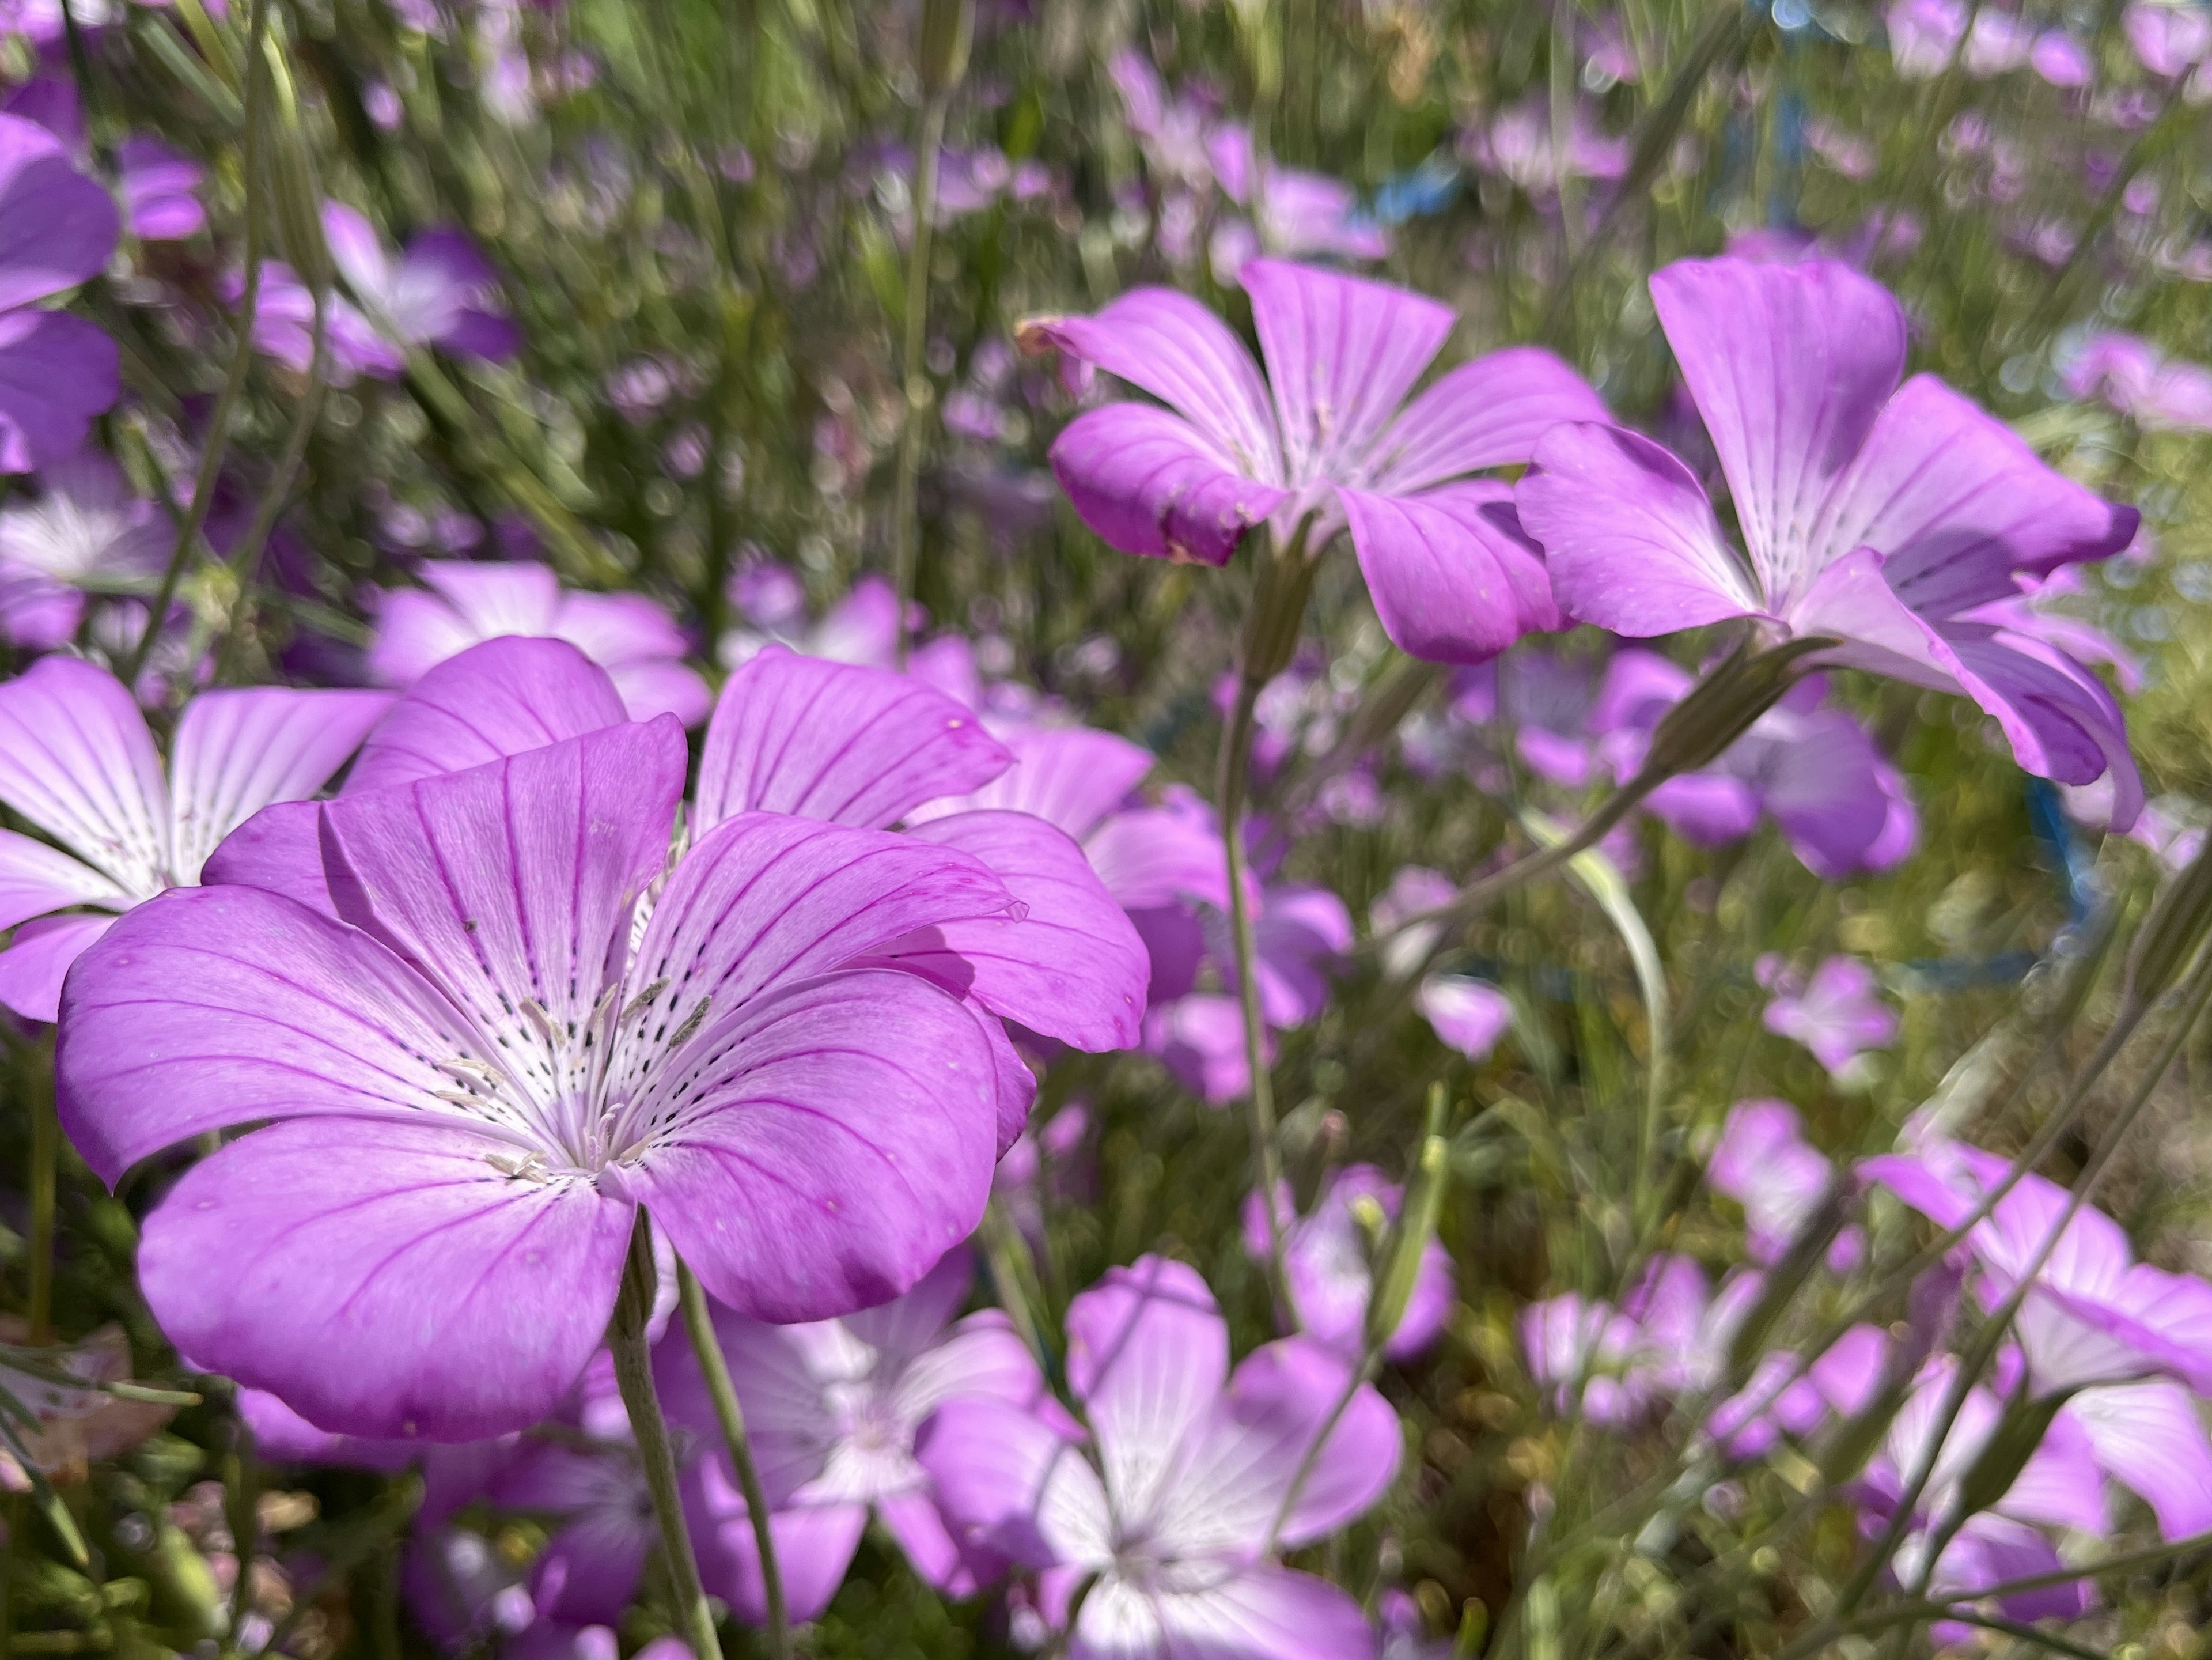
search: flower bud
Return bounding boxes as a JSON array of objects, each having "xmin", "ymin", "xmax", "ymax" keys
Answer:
[
  {"xmin": 2126, "ymin": 834, "xmax": 2212, "ymax": 1007},
  {"xmin": 918, "ymin": 0, "xmax": 973, "ymax": 100},
  {"xmin": 1366, "ymin": 1085, "xmax": 1449, "ymax": 1352}
]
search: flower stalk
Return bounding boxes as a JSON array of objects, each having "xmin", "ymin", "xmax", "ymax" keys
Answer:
[
  {"xmin": 611, "ymin": 1216, "xmax": 724, "ymax": 1660},
  {"xmin": 675, "ymin": 1262, "xmax": 786, "ymax": 1660}
]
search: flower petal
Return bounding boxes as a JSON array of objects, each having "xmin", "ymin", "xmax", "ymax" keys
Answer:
[
  {"xmin": 2065, "ymin": 1381, "xmax": 2212, "ymax": 1540},
  {"xmin": 1024, "ymin": 287, "xmax": 1282, "ymax": 477},
  {"xmin": 695, "ymin": 647, "xmax": 1012, "ymax": 834},
  {"xmin": 915, "ymin": 1397, "xmax": 1113, "ymax": 1570},
  {"xmin": 1048, "ymin": 404, "xmax": 1288, "ymax": 568},
  {"xmin": 1081, "ymin": 807, "xmax": 1232, "ymax": 912},
  {"xmin": 1809, "ymin": 375, "xmax": 2141, "ymax": 619},
  {"xmin": 913, "ymin": 723, "xmax": 1155, "ymax": 843},
  {"xmin": 603, "ymin": 661, "xmax": 713, "ymax": 728},
  {"xmin": 167, "ymin": 689, "xmax": 392, "ymax": 883},
  {"xmin": 1241, "ymin": 259, "xmax": 1453, "ymax": 483},
  {"xmin": 349, "ymin": 638, "xmax": 629, "ymax": 795},
  {"xmin": 0, "ymin": 310, "xmax": 119, "ymax": 472},
  {"xmin": 1519, "ymin": 422, "xmax": 1764, "ymax": 633},
  {"xmin": 1649, "ymin": 257, "xmax": 1907, "ymax": 605},
  {"xmin": 0, "ymin": 655, "xmax": 168, "ymax": 893},
  {"xmin": 137, "ymin": 1115, "xmax": 632, "ymax": 1439},
  {"xmin": 882, "ymin": 810, "xmax": 1148, "ymax": 1052},
  {"xmin": 1339, "ymin": 480, "xmax": 1559, "ymax": 665},
  {"xmin": 1366, "ymin": 345, "xmax": 1611, "ymax": 495},
  {"xmin": 690, "ymin": 1481, "xmax": 868, "ymax": 1624},
  {"xmin": 199, "ymin": 801, "xmax": 336, "ymax": 916},
  {"xmin": 625, "ymin": 969, "xmax": 1006, "ymax": 1322},
  {"xmin": 1, "ymin": 911, "xmax": 115, "ymax": 1022},
  {"xmin": 0, "ymin": 826, "xmax": 126, "ymax": 931},
  {"xmin": 0, "ymin": 114, "xmax": 119, "ymax": 310},
  {"xmin": 1123, "ymin": 1563, "xmax": 1377, "ymax": 1660}
]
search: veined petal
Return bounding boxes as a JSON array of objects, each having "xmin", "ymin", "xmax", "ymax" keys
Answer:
[
  {"xmin": 347, "ymin": 638, "xmax": 629, "ymax": 795},
  {"xmin": 1081, "ymin": 807, "xmax": 1233, "ymax": 912},
  {"xmin": 912, "ymin": 723, "xmax": 1155, "ymax": 843},
  {"xmin": 2065, "ymin": 1381, "xmax": 2212, "ymax": 1540},
  {"xmin": 321, "ymin": 720, "xmax": 688, "ymax": 1099},
  {"xmin": 916, "ymin": 1397, "xmax": 1113, "ymax": 1570},
  {"xmin": 199, "ymin": 801, "xmax": 335, "ymax": 916},
  {"xmin": 421, "ymin": 559, "xmax": 566, "ymax": 638},
  {"xmin": 603, "ymin": 661, "xmax": 713, "ymax": 728},
  {"xmin": 55, "ymin": 883, "xmax": 494, "ymax": 1183},
  {"xmin": 1153, "ymin": 1337, "xmax": 1399, "ymax": 1557},
  {"xmin": 1241, "ymin": 259, "xmax": 1453, "ymax": 483},
  {"xmin": 1065, "ymin": 1255, "xmax": 1230, "ymax": 1530},
  {"xmin": 366, "ymin": 588, "xmax": 494, "ymax": 687},
  {"xmin": 0, "ymin": 826, "xmax": 126, "ymax": 931},
  {"xmin": 1365, "ymin": 345, "xmax": 1611, "ymax": 495},
  {"xmin": 1024, "ymin": 288, "xmax": 1282, "ymax": 479},
  {"xmin": 882, "ymin": 810, "xmax": 1148, "ymax": 1052},
  {"xmin": 137, "ymin": 1116, "xmax": 632, "ymax": 1440},
  {"xmin": 1518, "ymin": 423, "xmax": 1764, "ymax": 634},
  {"xmin": 0, "ymin": 655, "xmax": 168, "ymax": 893},
  {"xmin": 1649, "ymin": 258, "xmax": 1907, "ymax": 606},
  {"xmin": 167, "ymin": 689, "xmax": 392, "ymax": 883},
  {"xmin": 695, "ymin": 648, "xmax": 1011, "ymax": 834},
  {"xmin": 622, "ymin": 969, "xmax": 1005, "ymax": 1323},
  {"xmin": 1339, "ymin": 480, "xmax": 1560, "ymax": 665},
  {"xmin": 1110, "ymin": 1563, "xmax": 1377, "ymax": 1660},
  {"xmin": 1808, "ymin": 374, "xmax": 2141, "ymax": 619},
  {"xmin": 0, "ymin": 912, "xmax": 116, "ymax": 1023},
  {"xmin": 1048, "ymin": 404, "xmax": 1289, "ymax": 568}
]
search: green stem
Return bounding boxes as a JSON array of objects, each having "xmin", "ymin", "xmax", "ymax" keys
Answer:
[
  {"xmin": 610, "ymin": 1216, "xmax": 724, "ymax": 1660},
  {"xmin": 891, "ymin": 94, "xmax": 949, "ymax": 665},
  {"xmin": 1217, "ymin": 667, "xmax": 1287, "ymax": 1301},
  {"xmin": 127, "ymin": 0, "xmax": 274, "ymax": 690},
  {"xmin": 675, "ymin": 1262, "xmax": 787, "ymax": 1660},
  {"xmin": 224, "ymin": 1413, "xmax": 259, "ymax": 1650}
]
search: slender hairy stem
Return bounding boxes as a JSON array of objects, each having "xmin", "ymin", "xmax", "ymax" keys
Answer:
[
  {"xmin": 610, "ymin": 1216, "xmax": 724, "ymax": 1660},
  {"xmin": 891, "ymin": 93, "xmax": 948, "ymax": 665},
  {"xmin": 25, "ymin": 1041, "xmax": 55, "ymax": 1346},
  {"xmin": 129, "ymin": 0, "xmax": 273, "ymax": 689},
  {"xmin": 1217, "ymin": 668, "xmax": 1287, "ymax": 1301},
  {"xmin": 675, "ymin": 1262, "xmax": 786, "ymax": 1660}
]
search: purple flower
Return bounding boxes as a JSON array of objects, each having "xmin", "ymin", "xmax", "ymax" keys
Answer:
[
  {"xmin": 918, "ymin": 1256, "xmax": 1400, "ymax": 1660},
  {"xmin": 1520, "ymin": 1258, "xmax": 1762, "ymax": 1426},
  {"xmin": 1516, "ymin": 258, "xmax": 2145, "ymax": 827},
  {"xmin": 116, "ymin": 136, "xmax": 206, "ymax": 240},
  {"xmin": 324, "ymin": 203, "xmax": 524, "ymax": 360},
  {"xmin": 1024, "ymin": 260, "xmax": 1607, "ymax": 664},
  {"xmin": 1462, "ymin": 97, "xmax": 1628, "ymax": 195},
  {"xmin": 1759, "ymin": 955, "xmax": 1899, "ymax": 1078},
  {"xmin": 2124, "ymin": 1, "xmax": 2212, "ymax": 76},
  {"xmin": 0, "ymin": 112, "xmax": 119, "ymax": 471},
  {"xmin": 1142, "ymin": 992, "xmax": 1262, "ymax": 1104},
  {"xmin": 719, "ymin": 570, "xmax": 903, "ymax": 672},
  {"xmin": 660, "ymin": 1247, "xmax": 1060, "ymax": 1620},
  {"xmin": 230, "ymin": 261, "xmax": 406, "ymax": 384},
  {"xmin": 1888, "ymin": 0, "xmax": 1967, "ymax": 76},
  {"xmin": 56, "ymin": 711, "xmax": 1039, "ymax": 1439},
  {"xmin": 0, "ymin": 657, "xmax": 388, "ymax": 1020},
  {"xmin": 0, "ymin": 450, "xmax": 165, "ymax": 648},
  {"xmin": 1415, "ymin": 974, "xmax": 1514, "ymax": 1061},
  {"xmin": 368, "ymin": 559, "xmax": 711, "ymax": 725},
  {"xmin": 1708, "ymin": 1099, "xmax": 1864, "ymax": 1271},
  {"xmin": 2063, "ymin": 330, "xmax": 2212, "ymax": 432},
  {"xmin": 1244, "ymin": 1164, "xmax": 1456, "ymax": 1362}
]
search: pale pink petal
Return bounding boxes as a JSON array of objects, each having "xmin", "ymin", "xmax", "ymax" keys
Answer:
[
  {"xmin": 0, "ymin": 826, "xmax": 126, "ymax": 931},
  {"xmin": 915, "ymin": 1397, "xmax": 1113, "ymax": 1569},
  {"xmin": 0, "ymin": 655, "xmax": 168, "ymax": 893},
  {"xmin": 1066, "ymin": 1256, "xmax": 1229, "ymax": 1527},
  {"xmin": 166, "ymin": 688, "xmax": 392, "ymax": 882}
]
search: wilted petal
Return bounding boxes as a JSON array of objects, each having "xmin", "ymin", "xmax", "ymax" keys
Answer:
[
  {"xmin": 1065, "ymin": 1255, "xmax": 1229, "ymax": 1528},
  {"xmin": 0, "ymin": 655, "xmax": 167, "ymax": 893},
  {"xmin": 1366, "ymin": 345, "xmax": 1610, "ymax": 495},
  {"xmin": 1024, "ymin": 286, "xmax": 1282, "ymax": 478},
  {"xmin": 1339, "ymin": 481, "xmax": 1559, "ymax": 665},
  {"xmin": 1241, "ymin": 259, "xmax": 1453, "ymax": 483},
  {"xmin": 625, "ymin": 970, "xmax": 1005, "ymax": 1323},
  {"xmin": 883, "ymin": 810, "xmax": 1147, "ymax": 1052},
  {"xmin": 138, "ymin": 1115, "xmax": 632, "ymax": 1439},
  {"xmin": 695, "ymin": 648, "xmax": 1011, "ymax": 833},
  {"xmin": 347, "ymin": 638, "xmax": 629, "ymax": 795},
  {"xmin": 167, "ymin": 689, "xmax": 392, "ymax": 882},
  {"xmin": 1520, "ymin": 423, "xmax": 1764, "ymax": 633},
  {"xmin": 1049, "ymin": 404, "xmax": 1288, "ymax": 567},
  {"xmin": 1649, "ymin": 258, "xmax": 1907, "ymax": 604}
]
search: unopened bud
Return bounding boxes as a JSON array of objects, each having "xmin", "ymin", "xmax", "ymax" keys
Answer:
[
  {"xmin": 1636, "ymin": 636, "xmax": 1836, "ymax": 785},
  {"xmin": 2126, "ymin": 835, "xmax": 2212, "ymax": 1006},
  {"xmin": 918, "ymin": 0, "xmax": 973, "ymax": 99},
  {"xmin": 1367, "ymin": 1084, "xmax": 1450, "ymax": 1351}
]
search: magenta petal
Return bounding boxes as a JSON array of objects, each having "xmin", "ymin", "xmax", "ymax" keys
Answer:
[
  {"xmin": 1024, "ymin": 286, "xmax": 1282, "ymax": 477},
  {"xmin": 1340, "ymin": 479, "xmax": 1559, "ymax": 665},
  {"xmin": 692, "ymin": 1483, "xmax": 868, "ymax": 1624},
  {"xmin": 167, "ymin": 688, "xmax": 392, "ymax": 882},
  {"xmin": 237, "ymin": 1387, "xmax": 418, "ymax": 1472},
  {"xmin": 887, "ymin": 810, "xmax": 1147, "ymax": 1052},
  {"xmin": 874, "ymin": 1487, "xmax": 971, "ymax": 1592},
  {"xmin": 1128, "ymin": 1563, "xmax": 1378, "ymax": 1660},
  {"xmin": 199, "ymin": 800, "xmax": 335, "ymax": 916},
  {"xmin": 1241, "ymin": 259, "xmax": 1453, "ymax": 480},
  {"xmin": 1368, "ymin": 345, "xmax": 1611, "ymax": 494},
  {"xmin": 603, "ymin": 661, "xmax": 712, "ymax": 727},
  {"xmin": 1650, "ymin": 258, "xmax": 1907, "ymax": 602},
  {"xmin": 1520, "ymin": 422, "xmax": 1764, "ymax": 633},
  {"xmin": 1065, "ymin": 1256, "xmax": 1230, "ymax": 1521},
  {"xmin": 2067, "ymin": 1381, "xmax": 2212, "ymax": 1540},
  {"xmin": 915, "ymin": 1397, "xmax": 1111, "ymax": 1569},
  {"xmin": 348, "ymin": 637, "xmax": 628, "ymax": 794},
  {"xmin": 1048, "ymin": 403, "xmax": 1289, "ymax": 567},
  {"xmin": 549, "ymin": 589, "xmax": 688, "ymax": 668},
  {"xmin": 0, "ymin": 112, "xmax": 119, "ymax": 309},
  {"xmin": 1, "ymin": 911, "xmax": 115, "ymax": 1022},
  {"xmin": 1812, "ymin": 375, "xmax": 2141, "ymax": 618},
  {"xmin": 0, "ymin": 655, "xmax": 167, "ymax": 892},
  {"xmin": 1946, "ymin": 627, "xmax": 2143, "ymax": 829},
  {"xmin": 1082, "ymin": 807, "xmax": 1232, "ymax": 912},
  {"xmin": 138, "ymin": 1115, "xmax": 632, "ymax": 1439},
  {"xmin": 695, "ymin": 646, "xmax": 1012, "ymax": 834},
  {"xmin": 921, "ymin": 723, "xmax": 1155, "ymax": 842},
  {"xmin": 55, "ymin": 884, "xmax": 486, "ymax": 1182},
  {"xmin": 628, "ymin": 969, "xmax": 1006, "ymax": 1323},
  {"xmin": 0, "ymin": 309, "xmax": 119, "ymax": 472}
]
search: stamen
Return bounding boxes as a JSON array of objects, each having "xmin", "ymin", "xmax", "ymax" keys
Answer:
[
  {"xmin": 665, "ymin": 996, "xmax": 713, "ymax": 1050},
  {"xmin": 622, "ymin": 978, "xmax": 671, "ymax": 1024}
]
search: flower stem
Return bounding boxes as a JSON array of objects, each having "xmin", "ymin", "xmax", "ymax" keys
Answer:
[
  {"xmin": 610, "ymin": 1215, "xmax": 723, "ymax": 1660},
  {"xmin": 26, "ymin": 1039, "xmax": 55, "ymax": 1347},
  {"xmin": 1217, "ymin": 667, "xmax": 1287, "ymax": 1302},
  {"xmin": 674, "ymin": 1261, "xmax": 787, "ymax": 1660},
  {"xmin": 890, "ymin": 93, "xmax": 949, "ymax": 667}
]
